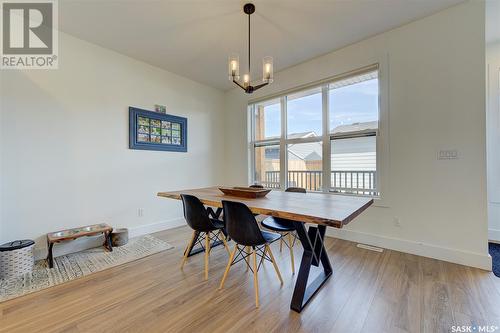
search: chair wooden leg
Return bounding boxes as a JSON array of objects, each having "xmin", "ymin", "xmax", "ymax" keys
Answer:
[
  {"xmin": 266, "ymin": 244, "xmax": 283, "ymax": 285},
  {"xmin": 204, "ymin": 232, "xmax": 210, "ymax": 280},
  {"xmin": 219, "ymin": 231, "xmax": 230, "ymax": 255},
  {"xmin": 288, "ymin": 232, "xmax": 295, "ymax": 275},
  {"xmin": 180, "ymin": 230, "xmax": 197, "ymax": 269},
  {"xmin": 253, "ymin": 248, "xmax": 259, "ymax": 308},
  {"xmin": 279, "ymin": 236, "xmax": 283, "ymax": 252},
  {"xmin": 219, "ymin": 244, "xmax": 238, "ymax": 290},
  {"xmin": 244, "ymin": 246, "xmax": 251, "ymax": 271}
]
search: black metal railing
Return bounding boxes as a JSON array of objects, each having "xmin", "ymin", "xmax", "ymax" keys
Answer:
[{"xmin": 262, "ymin": 170, "xmax": 377, "ymax": 195}]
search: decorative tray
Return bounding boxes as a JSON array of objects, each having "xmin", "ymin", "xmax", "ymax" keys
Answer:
[{"xmin": 218, "ymin": 187, "xmax": 271, "ymax": 198}]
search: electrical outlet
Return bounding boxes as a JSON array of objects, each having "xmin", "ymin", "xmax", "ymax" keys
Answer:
[
  {"xmin": 393, "ymin": 217, "xmax": 401, "ymax": 227},
  {"xmin": 438, "ymin": 150, "xmax": 458, "ymax": 160},
  {"xmin": 138, "ymin": 208, "xmax": 144, "ymax": 217}
]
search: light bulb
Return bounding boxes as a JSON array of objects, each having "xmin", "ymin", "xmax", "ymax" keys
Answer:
[
  {"xmin": 228, "ymin": 54, "xmax": 240, "ymax": 80},
  {"xmin": 243, "ymin": 74, "xmax": 250, "ymax": 87},
  {"xmin": 262, "ymin": 56, "xmax": 273, "ymax": 83}
]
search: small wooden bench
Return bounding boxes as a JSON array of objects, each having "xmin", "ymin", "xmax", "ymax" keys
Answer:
[{"xmin": 46, "ymin": 223, "xmax": 113, "ymax": 268}]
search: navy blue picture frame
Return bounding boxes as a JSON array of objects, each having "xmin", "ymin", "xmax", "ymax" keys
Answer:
[{"xmin": 129, "ymin": 107, "xmax": 187, "ymax": 152}]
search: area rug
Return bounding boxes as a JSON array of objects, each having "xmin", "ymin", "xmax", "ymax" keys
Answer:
[
  {"xmin": 0, "ymin": 234, "xmax": 173, "ymax": 302},
  {"xmin": 489, "ymin": 242, "xmax": 500, "ymax": 278}
]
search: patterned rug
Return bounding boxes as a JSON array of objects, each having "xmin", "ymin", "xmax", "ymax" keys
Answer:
[{"xmin": 0, "ymin": 234, "xmax": 173, "ymax": 302}]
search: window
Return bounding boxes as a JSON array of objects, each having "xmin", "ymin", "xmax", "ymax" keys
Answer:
[
  {"xmin": 329, "ymin": 71, "xmax": 378, "ymax": 132},
  {"xmin": 331, "ymin": 136, "xmax": 377, "ymax": 195},
  {"xmin": 288, "ymin": 142, "xmax": 323, "ymax": 191},
  {"xmin": 254, "ymin": 99, "xmax": 280, "ymax": 141},
  {"xmin": 254, "ymin": 145, "xmax": 280, "ymax": 188},
  {"xmin": 251, "ymin": 99, "xmax": 282, "ymax": 188},
  {"xmin": 329, "ymin": 70, "xmax": 379, "ymax": 195},
  {"xmin": 287, "ymin": 87, "xmax": 322, "ymax": 138},
  {"xmin": 250, "ymin": 66, "xmax": 380, "ymax": 196}
]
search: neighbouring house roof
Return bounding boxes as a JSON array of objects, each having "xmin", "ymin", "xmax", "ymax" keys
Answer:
[
  {"xmin": 286, "ymin": 121, "xmax": 377, "ymax": 160},
  {"xmin": 332, "ymin": 121, "xmax": 378, "ymax": 134},
  {"xmin": 287, "ymin": 131, "xmax": 317, "ymax": 139},
  {"xmin": 288, "ymin": 141, "xmax": 322, "ymax": 161},
  {"xmin": 264, "ymin": 121, "xmax": 377, "ymax": 169}
]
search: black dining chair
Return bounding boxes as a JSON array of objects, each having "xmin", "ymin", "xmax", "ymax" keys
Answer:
[
  {"xmin": 219, "ymin": 200, "xmax": 283, "ymax": 308},
  {"xmin": 260, "ymin": 187, "xmax": 306, "ymax": 274},
  {"xmin": 180, "ymin": 194, "xmax": 230, "ymax": 280}
]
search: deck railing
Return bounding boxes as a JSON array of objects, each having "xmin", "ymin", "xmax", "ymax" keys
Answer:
[{"xmin": 263, "ymin": 170, "xmax": 377, "ymax": 195}]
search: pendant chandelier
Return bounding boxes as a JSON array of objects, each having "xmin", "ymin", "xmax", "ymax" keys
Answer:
[{"xmin": 228, "ymin": 3, "xmax": 273, "ymax": 94}]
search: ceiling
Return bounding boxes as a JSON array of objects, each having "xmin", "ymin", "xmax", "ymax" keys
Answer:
[{"xmin": 59, "ymin": 0, "xmax": 465, "ymax": 91}]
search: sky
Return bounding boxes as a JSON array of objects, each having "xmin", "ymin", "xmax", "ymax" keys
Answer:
[{"xmin": 259, "ymin": 78, "xmax": 378, "ymax": 138}]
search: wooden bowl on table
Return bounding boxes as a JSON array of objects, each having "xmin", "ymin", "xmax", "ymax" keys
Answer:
[{"xmin": 218, "ymin": 187, "xmax": 271, "ymax": 198}]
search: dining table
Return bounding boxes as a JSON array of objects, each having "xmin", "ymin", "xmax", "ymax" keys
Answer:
[{"xmin": 157, "ymin": 186, "xmax": 373, "ymax": 313}]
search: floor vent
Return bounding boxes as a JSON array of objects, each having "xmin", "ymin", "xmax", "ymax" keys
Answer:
[{"xmin": 356, "ymin": 244, "xmax": 384, "ymax": 252}]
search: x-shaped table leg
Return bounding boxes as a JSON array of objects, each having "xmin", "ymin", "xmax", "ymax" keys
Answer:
[{"xmin": 290, "ymin": 222, "xmax": 333, "ymax": 312}]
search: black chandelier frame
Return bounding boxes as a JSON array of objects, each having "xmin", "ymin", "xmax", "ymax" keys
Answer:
[{"xmin": 231, "ymin": 3, "xmax": 270, "ymax": 94}]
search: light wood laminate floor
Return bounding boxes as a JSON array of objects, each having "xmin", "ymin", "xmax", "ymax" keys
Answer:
[{"xmin": 1, "ymin": 226, "xmax": 499, "ymax": 333}]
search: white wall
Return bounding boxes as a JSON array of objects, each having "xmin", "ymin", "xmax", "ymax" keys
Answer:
[
  {"xmin": 224, "ymin": 1, "xmax": 490, "ymax": 269},
  {"xmin": 487, "ymin": 42, "xmax": 500, "ymax": 242},
  {"xmin": 0, "ymin": 32, "xmax": 225, "ymax": 255}
]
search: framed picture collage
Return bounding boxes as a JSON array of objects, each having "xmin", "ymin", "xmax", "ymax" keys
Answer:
[{"xmin": 129, "ymin": 107, "xmax": 187, "ymax": 152}]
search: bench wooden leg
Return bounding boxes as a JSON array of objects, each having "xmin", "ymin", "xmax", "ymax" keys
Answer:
[
  {"xmin": 105, "ymin": 231, "xmax": 113, "ymax": 252},
  {"xmin": 47, "ymin": 242, "xmax": 54, "ymax": 268}
]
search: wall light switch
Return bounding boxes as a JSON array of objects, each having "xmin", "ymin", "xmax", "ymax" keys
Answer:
[{"xmin": 438, "ymin": 150, "xmax": 458, "ymax": 160}]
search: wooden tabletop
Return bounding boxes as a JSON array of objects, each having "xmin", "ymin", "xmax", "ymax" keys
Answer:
[{"xmin": 157, "ymin": 187, "xmax": 373, "ymax": 228}]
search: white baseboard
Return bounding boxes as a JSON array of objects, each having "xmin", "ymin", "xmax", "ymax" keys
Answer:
[
  {"xmin": 33, "ymin": 217, "xmax": 186, "ymax": 260},
  {"xmin": 326, "ymin": 228, "xmax": 492, "ymax": 271},
  {"xmin": 127, "ymin": 218, "xmax": 185, "ymax": 238},
  {"xmin": 489, "ymin": 228, "xmax": 500, "ymax": 243}
]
